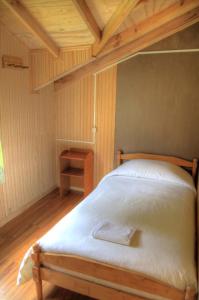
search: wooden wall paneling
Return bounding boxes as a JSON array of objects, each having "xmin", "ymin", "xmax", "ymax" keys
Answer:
[
  {"xmin": 94, "ymin": 67, "xmax": 117, "ymax": 184},
  {"xmin": 55, "ymin": 73, "xmax": 94, "ymax": 190},
  {"xmin": 55, "ymin": 66, "xmax": 117, "ymax": 189},
  {"xmin": 0, "ymin": 185, "xmax": 6, "ymax": 221},
  {"xmin": 0, "ymin": 120, "xmax": 6, "ymax": 221},
  {"xmin": 0, "ymin": 23, "xmax": 56, "ymax": 227},
  {"xmin": 55, "ymin": 74, "xmax": 94, "ymax": 142},
  {"xmin": 30, "ymin": 47, "xmax": 92, "ymax": 91},
  {"xmin": 0, "ymin": 24, "xmax": 5, "ymax": 220},
  {"xmin": 0, "ymin": 21, "xmax": 117, "ymax": 223}
]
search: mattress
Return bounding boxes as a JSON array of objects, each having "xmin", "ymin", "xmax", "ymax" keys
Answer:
[{"xmin": 18, "ymin": 159, "xmax": 197, "ymax": 300}]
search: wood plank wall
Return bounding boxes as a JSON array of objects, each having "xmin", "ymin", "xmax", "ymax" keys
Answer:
[
  {"xmin": 56, "ymin": 74, "xmax": 94, "ymax": 142},
  {"xmin": 0, "ymin": 24, "xmax": 117, "ymax": 225},
  {"xmin": 55, "ymin": 73, "xmax": 94, "ymax": 188},
  {"xmin": 0, "ymin": 23, "xmax": 56, "ymax": 226},
  {"xmin": 30, "ymin": 47, "xmax": 92, "ymax": 91},
  {"xmin": 55, "ymin": 67, "xmax": 117, "ymax": 187},
  {"xmin": 95, "ymin": 67, "xmax": 117, "ymax": 183}
]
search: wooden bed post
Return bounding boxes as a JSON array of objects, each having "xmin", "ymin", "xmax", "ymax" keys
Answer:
[
  {"xmin": 117, "ymin": 150, "xmax": 122, "ymax": 166},
  {"xmin": 192, "ymin": 158, "xmax": 198, "ymax": 183},
  {"xmin": 32, "ymin": 244, "xmax": 43, "ymax": 300}
]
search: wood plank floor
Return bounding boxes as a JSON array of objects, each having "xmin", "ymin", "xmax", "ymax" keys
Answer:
[{"xmin": 0, "ymin": 189, "xmax": 92, "ymax": 300}]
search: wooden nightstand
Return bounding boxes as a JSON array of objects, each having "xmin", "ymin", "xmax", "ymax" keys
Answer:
[{"xmin": 59, "ymin": 148, "xmax": 93, "ymax": 198}]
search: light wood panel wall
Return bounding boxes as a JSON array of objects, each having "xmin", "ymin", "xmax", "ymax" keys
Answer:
[
  {"xmin": 94, "ymin": 67, "xmax": 117, "ymax": 183},
  {"xmin": 0, "ymin": 23, "xmax": 56, "ymax": 226},
  {"xmin": 56, "ymin": 74, "xmax": 94, "ymax": 142},
  {"xmin": 55, "ymin": 73, "xmax": 94, "ymax": 189},
  {"xmin": 55, "ymin": 67, "xmax": 117, "ymax": 187},
  {"xmin": 0, "ymin": 24, "xmax": 117, "ymax": 225},
  {"xmin": 0, "ymin": 113, "xmax": 5, "ymax": 221},
  {"xmin": 31, "ymin": 47, "xmax": 92, "ymax": 91}
]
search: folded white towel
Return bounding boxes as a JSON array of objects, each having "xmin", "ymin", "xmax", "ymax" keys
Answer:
[{"xmin": 92, "ymin": 221, "xmax": 136, "ymax": 246}]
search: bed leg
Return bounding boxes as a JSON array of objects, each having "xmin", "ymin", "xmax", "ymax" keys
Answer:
[
  {"xmin": 185, "ymin": 286, "xmax": 196, "ymax": 300},
  {"xmin": 32, "ymin": 244, "xmax": 43, "ymax": 300}
]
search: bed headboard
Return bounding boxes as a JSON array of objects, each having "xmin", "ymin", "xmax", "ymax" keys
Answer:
[{"xmin": 117, "ymin": 150, "xmax": 198, "ymax": 181}]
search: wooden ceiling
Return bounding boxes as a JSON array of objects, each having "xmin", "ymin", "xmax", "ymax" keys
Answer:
[
  {"xmin": 0, "ymin": 0, "xmax": 199, "ymax": 84},
  {"xmin": 0, "ymin": 0, "xmax": 123, "ymax": 50},
  {"xmin": 0, "ymin": 0, "xmax": 194, "ymax": 52}
]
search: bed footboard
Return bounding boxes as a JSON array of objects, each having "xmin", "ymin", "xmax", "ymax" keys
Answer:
[{"xmin": 31, "ymin": 244, "xmax": 196, "ymax": 300}]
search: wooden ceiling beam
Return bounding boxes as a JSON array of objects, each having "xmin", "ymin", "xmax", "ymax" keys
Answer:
[
  {"xmin": 2, "ymin": 0, "xmax": 60, "ymax": 58},
  {"xmin": 55, "ymin": 3, "xmax": 199, "ymax": 89},
  {"xmin": 92, "ymin": 0, "xmax": 141, "ymax": 56},
  {"xmin": 72, "ymin": 0, "xmax": 101, "ymax": 42},
  {"xmin": 99, "ymin": 0, "xmax": 199, "ymax": 57}
]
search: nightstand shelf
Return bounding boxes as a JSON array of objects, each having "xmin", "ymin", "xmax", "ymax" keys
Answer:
[
  {"xmin": 61, "ymin": 167, "xmax": 84, "ymax": 178},
  {"xmin": 60, "ymin": 151, "xmax": 88, "ymax": 161},
  {"xmin": 60, "ymin": 148, "xmax": 93, "ymax": 198}
]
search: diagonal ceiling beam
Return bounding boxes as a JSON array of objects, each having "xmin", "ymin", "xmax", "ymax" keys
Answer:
[
  {"xmin": 99, "ymin": 0, "xmax": 199, "ymax": 57},
  {"xmin": 92, "ymin": 0, "xmax": 141, "ymax": 56},
  {"xmin": 54, "ymin": 2, "xmax": 199, "ymax": 88},
  {"xmin": 72, "ymin": 0, "xmax": 101, "ymax": 42},
  {"xmin": 2, "ymin": 0, "xmax": 60, "ymax": 58}
]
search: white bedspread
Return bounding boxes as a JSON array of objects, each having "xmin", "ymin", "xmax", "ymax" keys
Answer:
[{"xmin": 18, "ymin": 164, "xmax": 197, "ymax": 299}]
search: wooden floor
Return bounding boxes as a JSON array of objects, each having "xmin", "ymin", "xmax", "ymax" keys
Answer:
[{"xmin": 0, "ymin": 189, "xmax": 92, "ymax": 300}]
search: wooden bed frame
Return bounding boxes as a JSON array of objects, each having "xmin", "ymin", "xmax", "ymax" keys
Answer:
[{"xmin": 32, "ymin": 152, "xmax": 198, "ymax": 300}]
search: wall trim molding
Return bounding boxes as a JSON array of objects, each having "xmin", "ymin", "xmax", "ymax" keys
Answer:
[
  {"xmin": 56, "ymin": 138, "xmax": 95, "ymax": 144},
  {"xmin": 95, "ymin": 48, "xmax": 199, "ymax": 75}
]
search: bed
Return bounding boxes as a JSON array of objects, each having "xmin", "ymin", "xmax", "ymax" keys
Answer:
[{"xmin": 18, "ymin": 151, "xmax": 198, "ymax": 300}]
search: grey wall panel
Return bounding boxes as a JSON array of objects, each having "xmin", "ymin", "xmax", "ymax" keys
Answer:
[{"xmin": 115, "ymin": 52, "xmax": 199, "ymax": 160}]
